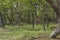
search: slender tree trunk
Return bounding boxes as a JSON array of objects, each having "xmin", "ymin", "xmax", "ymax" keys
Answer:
[
  {"xmin": 34, "ymin": 4, "xmax": 38, "ymax": 24},
  {"xmin": 30, "ymin": 0, "xmax": 35, "ymax": 28},
  {"xmin": 28, "ymin": 13, "xmax": 31, "ymax": 23},
  {"xmin": 10, "ymin": 2, "xmax": 14, "ymax": 25},
  {"xmin": 16, "ymin": 12, "xmax": 21, "ymax": 26},
  {"xmin": 31, "ymin": 11, "xmax": 35, "ymax": 29},
  {"xmin": 3, "ymin": 14, "xmax": 6, "ymax": 25},
  {"xmin": 46, "ymin": 16, "xmax": 49, "ymax": 27},
  {"xmin": 42, "ymin": 13, "xmax": 45, "ymax": 30},
  {"xmin": 0, "ymin": 12, "xmax": 5, "ymax": 27}
]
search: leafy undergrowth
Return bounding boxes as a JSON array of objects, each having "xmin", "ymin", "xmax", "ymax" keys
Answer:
[{"xmin": 0, "ymin": 23, "xmax": 57, "ymax": 40}]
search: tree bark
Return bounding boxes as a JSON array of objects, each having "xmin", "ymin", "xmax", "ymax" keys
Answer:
[
  {"xmin": 46, "ymin": 0, "xmax": 60, "ymax": 17},
  {"xmin": 0, "ymin": 13, "xmax": 5, "ymax": 27},
  {"xmin": 49, "ymin": 18, "xmax": 60, "ymax": 38},
  {"xmin": 45, "ymin": 0, "xmax": 60, "ymax": 38}
]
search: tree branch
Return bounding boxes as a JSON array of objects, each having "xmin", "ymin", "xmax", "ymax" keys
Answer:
[
  {"xmin": 46, "ymin": 0, "xmax": 58, "ymax": 10},
  {"xmin": 45, "ymin": 0, "xmax": 60, "ymax": 16}
]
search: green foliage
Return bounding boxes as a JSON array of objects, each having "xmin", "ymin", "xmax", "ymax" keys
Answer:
[{"xmin": 0, "ymin": 0, "xmax": 56, "ymax": 25}]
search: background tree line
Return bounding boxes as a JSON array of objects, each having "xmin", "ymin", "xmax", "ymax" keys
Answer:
[{"xmin": 0, "ymin": 0, "xmax": 57, "ymax": 29}]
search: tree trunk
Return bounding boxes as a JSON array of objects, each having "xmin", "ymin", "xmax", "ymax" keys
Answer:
[
  {"xmin": 30, "ymin": 11, "xmax": 35, "ymax": 29},
  {"xmin": 46, "ymin": 16, "xmax": 49, "ymax": 27},
  {"xmin": 34, "ymin": 4, "xmax": 38, "ymax": 25},
  {"xmin": 49, "ymin": 17, "xmax": 60, "ymax": 38},
  {"xmin": 42, "ymin": 12, "xmax": 45, "ymax": 30},
  {"xmin": 0, "ymin": 13, "xmax": 5, "ymax": 27},
  {"xmin": 45, "ymin": 0, "xmax": 60, "ymax": 38},
  {"xmin": 16, "ymin": 12, "xmax": 21, "ymax": 26}
]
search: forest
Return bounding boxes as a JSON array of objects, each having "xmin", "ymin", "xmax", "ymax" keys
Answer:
[{"xmin": 0, "ymin": 0, "xmax": 60, "ymax": 40}]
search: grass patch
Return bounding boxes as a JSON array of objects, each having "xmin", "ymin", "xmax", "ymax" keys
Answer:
[{"xmin": 0, "ymin": 23, "xmax": 57, "ymax": 40}]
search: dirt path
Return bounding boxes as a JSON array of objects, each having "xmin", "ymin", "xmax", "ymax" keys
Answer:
[{"xmin": 23, "ymin": 35, "xmax": 60, "ymax": 40}]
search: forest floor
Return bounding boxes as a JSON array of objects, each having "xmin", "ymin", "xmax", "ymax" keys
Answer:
[
  {"xmin": 23, "ymin": 34, "xmax": 60, "ymax": 40},
  {"xmin": 0, "ymin": 23, "xmax": 59, "ymax": 40}
]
